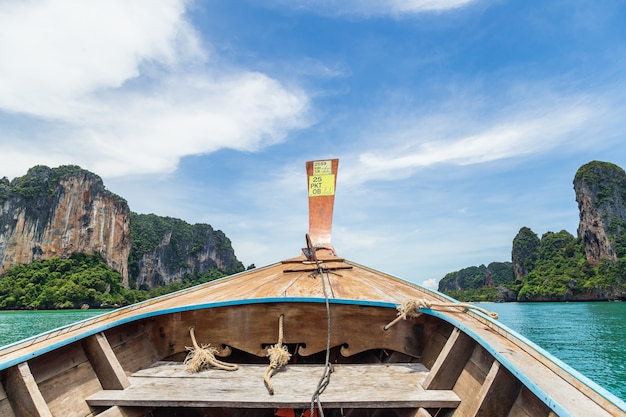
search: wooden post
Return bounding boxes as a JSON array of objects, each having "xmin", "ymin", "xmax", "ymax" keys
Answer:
[
  {"xmin": 422, "ymin": 328, "xmax": 475, "ymax": 390},
  {"xmin": 2, "ymin": 362, "xmax": 52, "ymax": 417},
  {"xmin": 306, "ymin": 159, "xmax": 339, "ymax": 257},
  {"xmin": 468, "ymin": 360, "xmax": 521, "ymax": 417},
  {"xmin": 82, "ymin": 332, "xmax": 130, "ymax": 390}
]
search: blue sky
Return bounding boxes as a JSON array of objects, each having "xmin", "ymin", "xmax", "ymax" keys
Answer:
[{"xmin": 2, "ymin": 0, "xmax": 626, "ymax": 289}]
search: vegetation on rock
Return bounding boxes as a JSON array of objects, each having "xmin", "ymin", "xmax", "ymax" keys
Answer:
[
  {"xmin": 440, "ymin": 161, "xmax": 626, "ymax": 302},
  {"xmin": 0, "ymin": 165, "xmax": 246, "ymax": 309},
  {"xmin": 129, "ymin": 213, "xmax": 244, "ymax": 289},
  {"xmin": 438, "ymin": 262, "xmax": 514, "ymax": 302},
  {"xmin": 0, "ymin": 253, "xmax": 135, "ymax": 309},
  {"xmin": 0, "ymin": 253, "xmax": 233, "ymax": 309}
]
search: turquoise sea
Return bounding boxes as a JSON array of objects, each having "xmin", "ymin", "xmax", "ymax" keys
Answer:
[
  {"xmin": 0, "ymin": 309, "xmax": 113, "ymax": 347},
  {"xmin": 0, "ymin": 302, "xmax": 624, "ymax": 401},
  {"xmin": 486, "ymin": 301, "xmax": 626, "ymax": 402}
]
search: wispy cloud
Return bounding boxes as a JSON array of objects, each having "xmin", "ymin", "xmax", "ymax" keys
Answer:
[
  {"xmin": 269, "ymin": 0, "xmax": 479, "ymax": 17},
  {"xmin": 340, "ymin": 91, "xmax": 610, "ymax": 185},
  {"xmin": 0, "ymin": 0, "xmax": 311, "ymax": 178}
]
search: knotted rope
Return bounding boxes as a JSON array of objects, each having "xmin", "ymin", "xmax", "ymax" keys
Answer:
[
  {"xmin": 264, "ymin": 314, "xmax": 292, "ymax": 395},
  {"xmin": 384, "ymin": 298, "xmax": 499, "ymax": 330},
  {"xmin": 184, "ymin": 327, "xmax": 238, "ymax": 372}
]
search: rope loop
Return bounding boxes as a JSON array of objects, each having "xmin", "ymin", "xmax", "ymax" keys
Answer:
[
  {"xmin": 184, "ymin": 327, "xmax": 238, "ymax": 372},
  {"xmin": 264, "ymin": 314, "xmax": 292, "ymax": 395},
  {"xmin": 384, "ymin": 298, "xmax": 499, "ymax": 330}
]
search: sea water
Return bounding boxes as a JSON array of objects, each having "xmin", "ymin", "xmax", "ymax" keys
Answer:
[
  {"xmin": 0, "ymin": 309, "xmax": 112, "ymax": 347},
  {"xmin": 486, "ymin": 301, "xmax": 626, "ymax": 401},
  {"xmin": 0, "ymin": 302, "xmax": 624, "ymax": 401}
]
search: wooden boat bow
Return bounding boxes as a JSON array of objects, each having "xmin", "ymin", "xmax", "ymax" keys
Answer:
[{"xmin": 0, "ymin": 159, "xmax": 625, "ymax": 417}]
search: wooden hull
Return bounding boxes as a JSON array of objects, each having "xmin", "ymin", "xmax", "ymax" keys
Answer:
[{"xmin": 1, "ymin": 259, "xmax": 625, "ymax": 417}]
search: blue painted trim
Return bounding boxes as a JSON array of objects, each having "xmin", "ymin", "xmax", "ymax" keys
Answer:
[
  {"xmin": 425, "ymin": 308, "xmax": 626, "ymax": 416},
  {"xmin": 2, "ymin": 297, "xmax": 624, "ymax": 415},
  {"xmin": 0, "ymin": 298, "xmax": 392, "ymax": 371}
]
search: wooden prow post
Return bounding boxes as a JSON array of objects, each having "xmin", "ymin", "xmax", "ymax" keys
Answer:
[{"xmin": 306, "ymin": 159, "xmax": 339, "ymax": 258}]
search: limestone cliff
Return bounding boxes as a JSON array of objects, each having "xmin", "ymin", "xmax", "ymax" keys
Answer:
[
  {"xmin": 128, "ymin": 213, "xmax": 244, "ymax": 289},
  {"xmin": 0, "ymin": 166, "xmax": 131, "ymax": 286},
  {"xmin": 0, "ymin": 166, "xmax": 244, "ymax": 290},
  {"xmin": 574, "ymin": 161, "xmax": 626, "ymax": 265},
  {"xmin": 440, "ymin": 160, "xmax": 626, "ymax": 302}
]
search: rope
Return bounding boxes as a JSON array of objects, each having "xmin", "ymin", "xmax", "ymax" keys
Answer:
[
  {"xmin": 184, "ymin": 327, "xmax": 238, "ymax": 372},
  {"xmin": 384, "ymin": 298, "xmax": 499, "ymax": 330},
  {"xmin": 264, "ymin": 314, "xmax": 292, "ymax": 395},
  {"xmin": 309, "ymin": 262, "xmax": 333, "ymax": 417}
]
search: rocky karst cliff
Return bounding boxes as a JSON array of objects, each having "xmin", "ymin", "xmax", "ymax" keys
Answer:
[
  {"xmin": 0, "ymin": 166, "xmax": 131, "ymax": 285},
  {"xmin": 440, "ymin": 160, "xmax": 626, "ymax": 301},
  {"xmin": 574, "ymin": 161, "xmax": 626, "ymax": 265},
  {"xmin": 0, "ymin": 166, "xmax": 243, "ymax": 289},
  {"xmin": 129, "ymin": 213, "xmax": 244, "ymax": 289}
]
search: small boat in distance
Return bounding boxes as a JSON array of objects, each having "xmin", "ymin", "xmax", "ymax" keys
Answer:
[{"xmin": 1, "ymin": 159, "xmax": 625, "ymax": 417}]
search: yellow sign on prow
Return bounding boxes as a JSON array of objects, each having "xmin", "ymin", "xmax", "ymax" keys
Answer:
[{"xmin": 308, "ymin": 160, "xmax": 335, "ymax": 197}]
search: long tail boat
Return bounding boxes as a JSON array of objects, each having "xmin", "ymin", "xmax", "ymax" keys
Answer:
[{"xmin": 1, "ymin": 159, "xmax": 625, "ymax": 417}]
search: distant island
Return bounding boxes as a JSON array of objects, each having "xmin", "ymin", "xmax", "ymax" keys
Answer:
[
  {"xmin": 1, "ymin": 161, "xmax": 625, "ymax": 309},
  {"xmin": 439, "ymin": 160, "xmax": 626, "ymax": 302},
  {"xmin": 0, "ymin": 165, "xmax": 248, "ymax": 309}
]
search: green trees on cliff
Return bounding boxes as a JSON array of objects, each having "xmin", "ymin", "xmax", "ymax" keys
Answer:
[
  {"xmin": 0, "ymin": 253, "xmax": 136, "ymax": 309},
  {"xmin": 441, "ymin": 227, "xmax": 626, "ymax": 302},
  {"xmin": 0, "ymin": 253, "xmax": 234, "ymax": 309}
]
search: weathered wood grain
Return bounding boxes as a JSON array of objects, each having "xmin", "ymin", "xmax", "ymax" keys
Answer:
[
  {"xmin": 2, "ymin": 362, "xmax": 52, "ymax": 417},
  {"xmin": 422, "ymin": 328, "xmax": 475, "ymax": 390},
  {"xmin": 83, "ymin": 332, "xmax": 130, "ymax": 389},
  {"xmin": 96, "ymin": 405, "xmax": 153, "ymax": 417},
  {"xmin": 147, "ymin": 303, "xmax": 424, "ymax": 360},
  {"xmin": 0, "ymin": 380, "xmax": 16, "ymax": 417},
  {"xmin": 87, "ymin": 362, "xmax": 460, "ymax": 409}
]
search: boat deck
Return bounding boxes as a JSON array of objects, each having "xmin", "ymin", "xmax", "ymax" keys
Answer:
[{"xmin": 87, "ymin": 361, "xmax": 461, "ymax": 409}]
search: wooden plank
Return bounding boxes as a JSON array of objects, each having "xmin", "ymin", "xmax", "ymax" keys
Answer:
[
  {"xmin": 149, "ymin": 303, "xmax": 424, "ymax": 361},
  {"xmin": 395, "ymin": 408, "xmax": 433, "ymax": 417},
  {"xmin": 96, "ymin": 405, "xmax": 153, "ymax": 417},
  {"xmin": 83, "ymin": 332, "xmax": 130, "ymax": 389},
  {"xmin": 459, "ymin": 360, "xmax": 521, "ymax": 417},
  {"xmin": 422, "ymin": 328, "xmax": 475, "ymax": 390},
  {"xmin": 2, "ymin": 362, "xmax": 52, "ymax": 417},
  {"xmin": 0, "ymin": 381, "xmax": 16, "ymax": 417},
  {"xmin": 87, "ymin": 362, "xmax": 460, "ymax": 409},
  {"xmin": 507, "ymin": 387, "xmax": 553, "ymax": 417},
  {"xmin": 475, "ymin": 360, "xmax": 521, "ymax": 417},
  {"xmin": 38, "ymin": 360, "xmax": 102, "ymax": 417},
  {"xmin": 27, "ymin": 341, "xmax": 103, "ymax": 417}
]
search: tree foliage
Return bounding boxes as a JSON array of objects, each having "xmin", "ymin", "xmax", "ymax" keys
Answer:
[
  {"xmin": 511, "ymin": 227, "xmax": 540, "ymax": 278},
  {"xmin": 0, "ymin": 253, "xmax": 138, "ymax": 309},
  {"xmin": 438, "ymin": 262, "xmax": 514, "ymax": 292},
  {"xmin": 128, "ymin": 213, "xmax": 244, "ymax": 288},
  {"xmin": 441, "ymin": 228, "xmax": 626, "ymax": 302},
  {"xmin": 0, "ymin": 253, "xmax": 233, "ymax": 310}
]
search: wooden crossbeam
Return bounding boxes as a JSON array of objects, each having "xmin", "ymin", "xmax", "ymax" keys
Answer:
[
  {"xmin": 422, "ymin": 328, "xmax": 475, "ymax": 390},
  {"xmin": 83, "ymin": 332, "xmax": 130, "ymax": 390},
  {"xmin": 2, "ymin": 362, "xmax": 52, "ymax": 417},
  {"xmin": 87, "ymin": 362, "xmax": 460, "ymax": 409}
]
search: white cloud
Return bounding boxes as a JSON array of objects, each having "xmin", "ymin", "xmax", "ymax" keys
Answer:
[
  {"xmin": 0, "ymin": 0, "xmax": 200, "ymax": 116},
  {"xmin": 0, "ymin": 0, "xmax": 311, "ymax": 179},
  {"xmin": 421, "ymin": 278, "xmax": 439, "ymax": 290},
  {"xmin": 343, "ymin": 93, "xmax": 604, "ymax": 185}
]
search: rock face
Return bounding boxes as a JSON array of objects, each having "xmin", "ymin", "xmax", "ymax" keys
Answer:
[
  {"xmin": 574, "ymin": 161, "xmax": 626, "ymax": 266},
  {"xmin": 0, "ymin": 166, "xmax": 244, "ymax": 289},
  {"xmin": 129, "ymin": 213, "xmax": 244, "ymax": 289},
  {"xmin": 0, "ymin": 166, "xmax": 131, "ymax": 285},
  {"xmin": 511, "ymin": 226, "xmax": 539, "ymax": 280}
]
